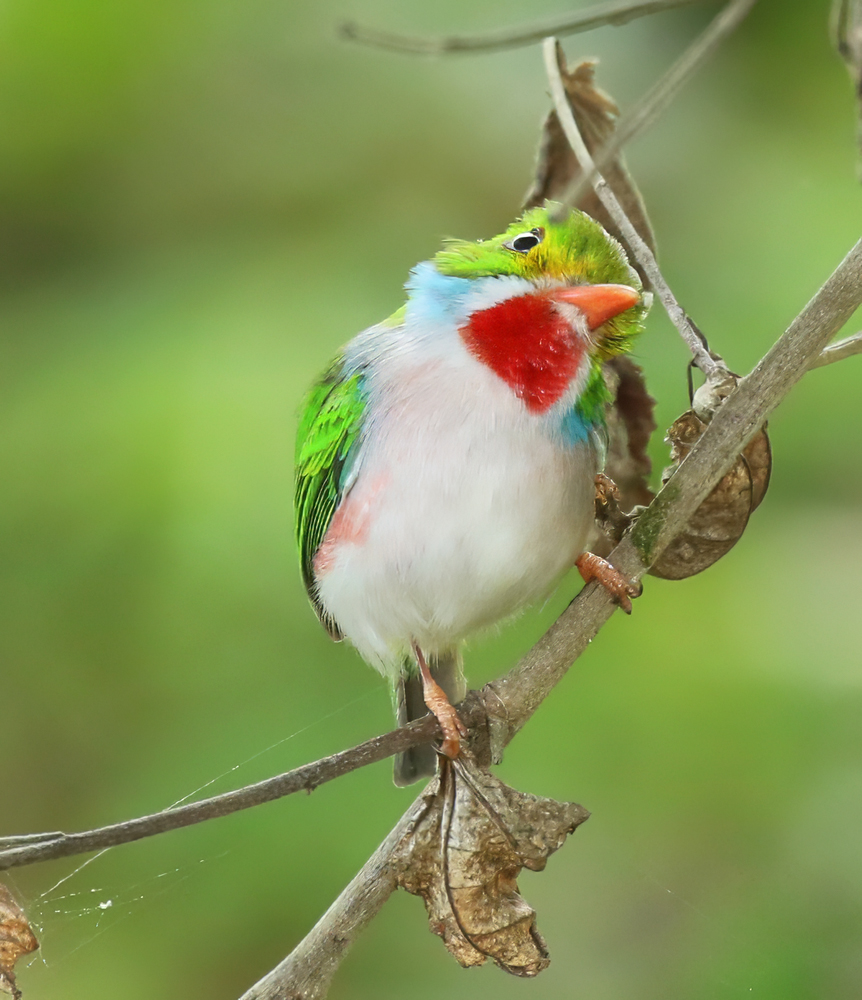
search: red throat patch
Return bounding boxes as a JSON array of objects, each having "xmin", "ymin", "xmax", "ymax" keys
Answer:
[{"xmin": 460, "ymin": 293, "xmax": 583, "ymax": 412}]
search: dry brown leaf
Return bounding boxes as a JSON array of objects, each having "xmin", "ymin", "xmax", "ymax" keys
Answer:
[
  {"xmin": 743, "ymin": 425, "xmax": 772, "ymax": 512},
  {"xmin": 583, "ymin": 361, "xmax": 657, "ymax": 554},
  {"xmin": 396, "ymin": 756, "xmax": 588, "ymax": 977},
  {"xmin": 591, "ymin": 358, "xmax": 657, "ymax": 556},
  {"xmin": 523, "ymin": 56, "xmax": 656, "ymax": 285},
  {"xmin": 649, "ymin": 411, "xmax": 772, "ymax": 580},
  {"xmin": 0, "ymin": 884, "xmax": 38, "ymax": 1000}
]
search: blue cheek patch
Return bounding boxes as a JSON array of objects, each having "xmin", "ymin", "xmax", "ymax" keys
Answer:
[
  {"xmin": 404, "ymin": 263, "xmax": 473, "ymax": 327},
  {"xmin": 557, "ymin": 406, "xmax": 591, "ymax": 446}
]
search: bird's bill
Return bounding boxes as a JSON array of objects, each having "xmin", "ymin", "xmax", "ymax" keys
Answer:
[{"xmin": 550, "ymin": 283, "xmax": 640, "ymax": 330}]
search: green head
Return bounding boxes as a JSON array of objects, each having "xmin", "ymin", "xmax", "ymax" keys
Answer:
[{"xmin": 432, "ymin": 203, "xmax": 647, "ymax": 358}]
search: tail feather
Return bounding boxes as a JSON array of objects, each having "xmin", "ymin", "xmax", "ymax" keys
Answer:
[{"xmin": 393, "ymin": 650, "xmax": 465, "ymax": 787}]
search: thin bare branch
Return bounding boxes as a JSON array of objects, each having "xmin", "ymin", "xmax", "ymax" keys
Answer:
[
  {"xmin": 810, "ymin": 330, "xmax": 862, "ymax": 367},
  {"xmin": 561, "ymin": 0, "xmax": 758, "ymax": 209},
  {"xmin": 543, "ymin": 36, "xmax": 727, "ymax": 376},
  {"xmin": 0, "ymin": 712, "xmax": 450, "ymax": 870},
  {"xmin": 340, "ymin": 0, "xmax": 707, "ymax": 56}
]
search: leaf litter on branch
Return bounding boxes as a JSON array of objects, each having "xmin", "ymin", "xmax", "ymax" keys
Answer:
[
  {"xmin": 0, "ymin": 884, "xmax": 38, "ymax": 1000},
  {"xmin": 396, "ymin": 756, "xmax": 588, "ymax": 976}
]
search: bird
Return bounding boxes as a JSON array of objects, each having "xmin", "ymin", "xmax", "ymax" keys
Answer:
[{"xmin": 294, "ymin": 203, "xmax": 648, "ymax": 785}]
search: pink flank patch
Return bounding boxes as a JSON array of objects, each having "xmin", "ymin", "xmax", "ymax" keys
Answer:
[
  {"xmin": 313, "ymin": 476, "xmax": 385, "ymax": 578},
  {"xmin": 460, "ymin": 293, "xmax": 583, "ymax": 412}
]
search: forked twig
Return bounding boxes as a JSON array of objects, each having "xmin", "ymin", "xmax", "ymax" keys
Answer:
[
  {"xmin": 811, "ymin": 330, "xmax": 862, "ymax": 367},
  {"xmin": 4, "ymin": 240, "xmax": 861, "ymax": 1000},
  {"xmin": 6, "ymin": 241, "xmax": 859, "ymax": 984}
]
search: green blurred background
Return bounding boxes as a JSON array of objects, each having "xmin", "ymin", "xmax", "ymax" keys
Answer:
[{"xmin": 2, "ymin": 1, "xmax": 861, "ymax": 997}]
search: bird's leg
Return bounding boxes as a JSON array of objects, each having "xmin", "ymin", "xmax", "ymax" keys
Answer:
[
  {"xmin": 576, "ymin": 551, "xmax": 641, "ymax": 615},
  {"xmin": 412, "ymin": 643, "xmax": 468, "ymax": 760}
]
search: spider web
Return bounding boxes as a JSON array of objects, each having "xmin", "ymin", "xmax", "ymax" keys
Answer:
[{"xmin": 13, "ymin": 685, "xmax": 380, "ymax": 969}]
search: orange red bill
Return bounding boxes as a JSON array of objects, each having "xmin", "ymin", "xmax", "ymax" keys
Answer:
[{"xmin": 550, "ymin": 283, "xmax": 640, "ymax": 330}]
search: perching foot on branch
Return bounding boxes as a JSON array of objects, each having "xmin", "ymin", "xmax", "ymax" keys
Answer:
[
  {"xmin": 414, "ymin": 643, "xmax": 468, "ymax": 760},
  {"xmin": 576, "ymin": 551, "xmax": 641, "ymax": 614}
]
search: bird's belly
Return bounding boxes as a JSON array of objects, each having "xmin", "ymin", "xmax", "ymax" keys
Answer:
[{"xmin": 315, "ymin": 414, "xmax": 597, "ymax": 672}]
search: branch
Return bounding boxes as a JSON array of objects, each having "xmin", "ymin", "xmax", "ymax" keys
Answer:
[
  {"xmin": 340, "ymin": 0, "xmax": 708, "ymax": 56},
  {"xmin": 810, "ymin": 330, "xmax": 862, "ymax": 367},
  {"xmin": 237, "ymin": 233, "xmax": 862, "ymax": 1000},
  {"xmin": 543, "ymin": 35, "xmax": 729, "ymax": 376},
  {"xmin": 0, "ymin": 711, "xmax": 453, "ymax": 871}
]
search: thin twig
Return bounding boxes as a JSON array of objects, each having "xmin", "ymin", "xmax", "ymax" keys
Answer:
[
  {"xmin": 240, "ymin": 236, "xmax": 862, "ymax": 1000},
  {"xmin": 340, "ymin": 0, "xmax": 708, "ymax": 55},
  {"xmin": 810, "ymin": 330, "xmax": 862, "ymax": 367},
  {"xmin": 0, "ymin": 711, "xmax": 451, "ymax": 871},
  {"xmin": 543, "ymin": 36, "xmax": 727, "ymax": 376},
  {"xmin": 561, "ymin": 0, "xmax": 759, "ymax": 210}
]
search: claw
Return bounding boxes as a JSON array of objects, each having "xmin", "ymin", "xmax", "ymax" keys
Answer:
[
  {"xmin": 413, "ymin": 643, "xmax": 467, "ymax": 760},
  {"xmin": 576, "ymin": 551, "xmax": 641, "ymax": 614},
  {"xmin": 435, "ymin": 702, "xmax": 469, "ymax": 760}
]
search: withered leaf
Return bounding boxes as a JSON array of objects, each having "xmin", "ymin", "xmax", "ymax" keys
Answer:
[
  {"xmin": 744, "ymin": 425, "xmax": 772, "ymax": 512},
  {"xmin": 592, "ymin": 357, "xmax": 657, "ymax": 556},
  {"xmin": 396, "ymin": 756, "xmax": 588, "ymax": 977},
  {"xmin": 649, "ymin": 411, "xmax": 772, "ymax": 580},
  {"xmin": 605, "ymin": 358, "xmax": 656, "ymax": 496},
  {"xmin": 0, "ymin": 884, "xmax": 38, "ymax": 1000},
  {"xmin": 523, "ymin": 56, "xmax": 656, "ymax": 285}
]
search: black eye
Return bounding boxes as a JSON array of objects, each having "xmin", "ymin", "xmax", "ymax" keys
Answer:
[{"xmin": 504, "ymin": 226, "xmax": 545, "ymax": 254}]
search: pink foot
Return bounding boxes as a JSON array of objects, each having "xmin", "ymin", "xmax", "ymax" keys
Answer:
[
  {"xmin": 576, "ymin": 551, "xmax": 641, "ymax": 615},
  {"xmin": 413, "ymin": 644, "xmax": 467, "ymax": 760}
]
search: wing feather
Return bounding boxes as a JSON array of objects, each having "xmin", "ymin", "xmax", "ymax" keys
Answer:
[{"xmin": 294, "ymin": 359, "xmax": 366, "ymax": 637}]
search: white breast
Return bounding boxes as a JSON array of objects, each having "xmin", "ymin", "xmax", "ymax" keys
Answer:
[{"xmin": 314, "ymin": 342, "xmax": 598, "ymax": 677}]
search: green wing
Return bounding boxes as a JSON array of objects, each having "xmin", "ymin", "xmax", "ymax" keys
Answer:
[{"xmin": 294, "ymin": 359, "xmax": 366, "ymax": 637}]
